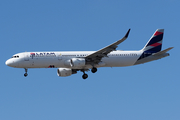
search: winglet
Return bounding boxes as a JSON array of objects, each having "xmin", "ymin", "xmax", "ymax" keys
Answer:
[{"xmin": 125, "ymin": 29, "xmax": 131, "ymax": 38}]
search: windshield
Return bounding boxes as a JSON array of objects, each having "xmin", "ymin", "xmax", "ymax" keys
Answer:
[{"xmin": 11, "ymin": 55, "xmax": 19, "ymax": 58}]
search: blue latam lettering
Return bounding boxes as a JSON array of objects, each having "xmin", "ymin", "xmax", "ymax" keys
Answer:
[{"xmin": 30, "ymin": 52, "xmax": 56, "ymax": 57}]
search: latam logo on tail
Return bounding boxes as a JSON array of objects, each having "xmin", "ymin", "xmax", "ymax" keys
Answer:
[{"xmin": 143, "ymin": 29, "xmax": 164, "ymax": 53}]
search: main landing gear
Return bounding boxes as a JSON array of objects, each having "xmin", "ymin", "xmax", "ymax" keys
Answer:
[
  {"xmin": 82, "ymin": 67, "xmax": 98, "ymax": 80},
  {"xmin": 24, "ymin": 68, "xmax": 28, "ymax": 77},
  {"xmin": 91, "ymin": 67, "xmax": 97, "ymax": 73},
  {"xmin": 82, "ymin": 72, "xmax": 88, "ymax": 79}
]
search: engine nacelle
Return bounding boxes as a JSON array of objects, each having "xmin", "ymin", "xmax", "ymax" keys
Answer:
[
  {"xmin": 64, "ymin": 58, "xmax": 86, "ymax": 68},
  {"xmin": 71, "ymin": 58, "xmax": 86, "ymax": 67},
  {"xmin": 57, "ymin": 68, "xmax": 72, "ymax": 77}
]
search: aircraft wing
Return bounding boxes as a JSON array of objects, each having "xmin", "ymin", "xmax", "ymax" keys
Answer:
[{"xmin": 85, "ymin": 29, "xmax": 131, "ymax": 64}]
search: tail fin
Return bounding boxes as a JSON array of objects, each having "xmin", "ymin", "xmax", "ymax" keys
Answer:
[{"xmin": 142, "ymin": 29, "xmax": 164, "ymax": 53}]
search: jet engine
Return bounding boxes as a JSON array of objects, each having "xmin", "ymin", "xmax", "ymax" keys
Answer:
[
  {"xmin": 71, "ymin": 58, "xmax": 85, "ymax": 67},
  {"xmin": 57, "ymin": 68, "xmax": 77, "ymax": 77},
  {"xmin": 57, "ymin": 68, "xmax": 72, "ymax": 77},
  {"xmin": 64, "ymin": 58, "xmax": 86, "ymax": 68}
]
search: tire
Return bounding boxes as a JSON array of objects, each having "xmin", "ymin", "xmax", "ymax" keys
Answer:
[
  {"xmin": 24, "ymin": 73, "xmax": 28, "ymax": 77},
  {"xmin": 82, "ymin": 74, "xmax": 88, "ymax": 79},
  {"xmin": 91, "ymin": 67, "xmax": 97, "ymax": 73}
]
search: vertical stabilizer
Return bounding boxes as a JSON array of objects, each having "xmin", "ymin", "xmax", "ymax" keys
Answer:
[{"xmin": 142, "ymin": 29, "xmax": 164, "ymax": 53}]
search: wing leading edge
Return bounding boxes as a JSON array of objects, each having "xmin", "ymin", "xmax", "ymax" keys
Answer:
[{"xmin": 85, "ymin": 29, "xmax": 131, "ymax": 64}]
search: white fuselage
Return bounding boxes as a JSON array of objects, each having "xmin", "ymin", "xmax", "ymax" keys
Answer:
[
  {"xmin": 6, "ymin": 50, "xmax": 143, "ymax": 69},
  {"xmin": 5, "ymin": 29, "xmax": 172, "ymax": 79}
]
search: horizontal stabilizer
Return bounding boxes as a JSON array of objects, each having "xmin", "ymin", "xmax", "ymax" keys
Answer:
[{"xmin": 152, "ymin": 47, "xmax": 174, "ymax": 56}]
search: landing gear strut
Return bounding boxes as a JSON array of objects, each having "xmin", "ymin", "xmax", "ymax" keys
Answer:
[{"xmin": 24, "ymin": 68, "xmax": 28, "ymax": 77}]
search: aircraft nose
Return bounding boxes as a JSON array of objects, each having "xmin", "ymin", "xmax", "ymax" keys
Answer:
[
  {"xmin": 5, "ymin": 59, "xmax": 15, "ymax": 67},
  {"xmin": 5, "ymin": 59, "xmax": 11, "ymax": 66}
]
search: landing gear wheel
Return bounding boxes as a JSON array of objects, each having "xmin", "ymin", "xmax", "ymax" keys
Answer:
[
  {"xmin": 24, "ymin": 73, "xmax": 28, "ymax": 77},
  {"xmin": 82, "ymin": 74, "xmax": 88, "ymax": 79},
  {"xmin": 91, "ymin": 67, "xmax": 97, "ymax": 73},
  {"xmin": 24, "ymin": 68, "xmax": 28, "ymax": 77}
]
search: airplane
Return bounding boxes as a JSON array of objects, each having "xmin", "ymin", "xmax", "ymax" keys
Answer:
[{"xmin": 5, "ymin": 29, "xmax": 173, "ymax": 79}]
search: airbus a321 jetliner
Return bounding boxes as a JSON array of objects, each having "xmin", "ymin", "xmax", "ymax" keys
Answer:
[{"xmin": 6, "ymin": 29, "xmax": 173, "ymax": 79}]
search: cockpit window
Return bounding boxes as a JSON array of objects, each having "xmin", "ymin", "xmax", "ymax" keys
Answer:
[{"xmin": 12, "ymin": 55, "xmax": 19, "ymax": 58}]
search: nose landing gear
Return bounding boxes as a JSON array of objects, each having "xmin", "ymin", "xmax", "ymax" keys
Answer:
[{"xmin": 24, "ymin": 68, "xmax": 28, "ymax": 77}]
